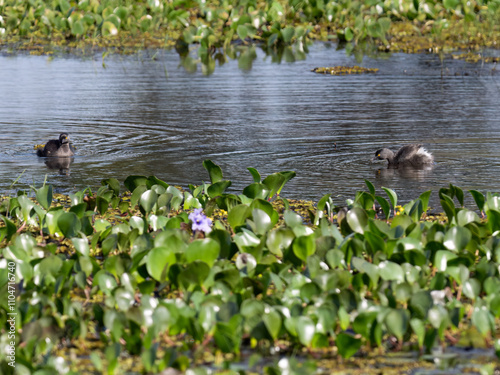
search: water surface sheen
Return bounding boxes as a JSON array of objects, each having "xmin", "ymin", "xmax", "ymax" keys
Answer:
[{"xmin": 1, "ymin": 44, "xmax": 500, "ymax": 206}]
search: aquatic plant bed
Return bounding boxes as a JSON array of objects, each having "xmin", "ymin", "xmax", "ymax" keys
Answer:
[
  {"xmin": 1, "ymin": 0, "xmax": 500, "ymax": 62},
  {"xmin": 1, "ymin": 161, "xmax": 500, "ymax": 374},
  {"xmin": 312, "ymin": 66, "xmax": 379, "ymax": 75}
]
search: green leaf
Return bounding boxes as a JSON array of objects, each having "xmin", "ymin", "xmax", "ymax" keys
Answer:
[
  {"xmin": 276, "ymin": 171, "xmax": 295, "ymax": 195},
  {"xmin": 250, "ymin": 208, "xmax": 272, "ymax": 235},
  {"xmin": 0, "ymin": 215, "xmax": 16, "ymax": 242},
  {"xmin": 378, "ymin": 261, "xmax": 404, "ymax": 282},
  {"xmin": 179, "ymin": 261, "xmax": 211, "ymax": 289},
  {"xmin": 346, "ymin": 207, "xmax": 368, "ymax": 234},
  {"xmin": 102, "ymin": 21, "xmax": 118, "ymax": 36},
  {"xmin": 281, "ymin": 26, "xmax": 295, "ymax": 44},
  {"xmin": 247, "ymin": 167, "xmax": 261, "ymax": 183},
  {"xmin": 262, "ymin": 173, "xmax": 285, "ymax": 199},
  {"xmin": 214, "ymin": 321, "xmax": 240, "ymax": 353},
  {"xmin": 140, "ymin": 190, "xmax": 158, "ymax": 214},
  {"xmin": 36, "ymin": 185, "xmax": 53, "ymax": 210},
  {"xmin": 382, "ymin": 187, "xmax": 398, "ymax": 210},
  {"xmin": 469, "ymin": 190, "xmax": 485, "ymax": 211},
  {"xmin": 102, "ymin": 178, "xmax": 120, "ymax": 196},
  {"xmin": 203, "ymin": 160, "xmax": 223, "ymax": 184},
  {"xmin": 296, "ymin": 316, "xmax": 315, "ymax": 346},
  {"xmin": 440, "ymin": 194, "xmax": 456, "ymax": 221},
  {"xmin": 365, "ymin": 180, "xmax": 376, "ymax": 195},
  {"xmin": 146, "ymin": 246, "xmax": 177, "ymax": 282},
  {"xmin": 434, "ymin": 250, "xmax": 458, "ymax": 272},
  {"xmin": 123, "ymin": 176, "xmax": 148, "ymax": 192},
  {"xmin": 263, "ymin": 308, "xmax": 282, "ymax": 340},
  {"xmin": 292, "ymin": 234, "xmax": 316, "ymax": 262},
  {"xmin": 72, "ymin": 237, "xmax": 89, "ymax": 256},
  {"xmin": 242, "ymin": 183, "xmax": 269, "ymax": 199},
  {"xmin": 96, "ymin": 196, "xmax": 109, "ymax": 216},
  {"xmin": 410, "ymin": 318, "xmax": 425, "ymax": 348},
  {"xmin": 352, "ymin": 257, "xmax": 379, "ymax": 285},
  {"xmin": 237, "ymin": 24, "xmax": 248, "ymax": 40},
  {"xmin": 471, "ymin": 306, "xmax": 492, "ymax": 336},
  {"xmin": 443, "ymin": 226, "xmax": 471, "ymax": 252},
  {"xmin": 457, "ymin": 209, "xmax": 479, "ymax": 226},
  {"xmin": 266, "ymin": 227, "xmax": 295, "ymax": 257},
  {"xmin": 419, "ymin": 190, "xmax": 432, "ymax": 212},
  {"xmin": 352, "ymin": 311, "xmax": 378, "ymax": 339},
  {"xmin": 57, "ymin": 211, "xmax": 81, "ymax": 238},
  {"xmin": 378, "ymin": 17, "xmax": 391, "ymax": 33},
  {"xmin": 375, "ymin": 195, "xmax": 391, "ymax": 219},
  {"xmin": 228, "ymin": 204, "xmax": 252, "ymax": 229},
  {"xmin": 344, "ymin": 27, "xmax": 354, "ymax": 41},
  {"xmin": 385, "ymin": 309, "xmax": 409, "ymax": 341},
  {"xmin": 207, "ymin": 180, "xmax": 232, "ymax": 198},
  {"xmin": 336, "ymin": 333, "xmax": 362, "ymax": 359},
  {"xmin": 462, "ymin": 278, "xmax": 481, "ymax": 300},
  {"xmin": 185, "ymin": 238, "xmax": 220, "ymax": 268},
  {"xmin": 71, "ymin": 19, "xmax": 85, "ymax": 35}
]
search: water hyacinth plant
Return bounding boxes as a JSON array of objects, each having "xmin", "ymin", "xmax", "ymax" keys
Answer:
[
  {"xmin": 189, "ymin": 208, "xmax": 212, "ymax": 234},
  {"xmin": 1, "ymin": 0, "xmax": 500, "ymax": 64},
  {"xmin": 0, "ymin": 161, "xmax": 500, "ymax": 374}
]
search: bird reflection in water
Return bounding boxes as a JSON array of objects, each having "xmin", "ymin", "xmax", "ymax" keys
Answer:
[
  {"xmin": 374, "ymin": 163, "xmax": 434, "ymax": 182},
  {"xmin": 43, "ymin": 157, "xmax": 74, "ymax": 175}
]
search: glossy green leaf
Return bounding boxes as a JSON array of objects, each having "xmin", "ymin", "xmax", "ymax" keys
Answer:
[
  {"xmin": 292, "ymin": 234, "xmax": 316, "ymax": 262},
  {"xmin": 263, "ymin": 308, "xmax": 282, "ymax": 340},
  {"xmin": 385, "ymin": 309, "xmax": 409, "ymax": 341},
  {"xmin": 443, "ymin": 226, "xmax": 471, "ymax": 252},
  {"xmin": 296, "ymin": 316, "xmax": 315, "ymax": 346},
  {"xmin": 72, "ymin": 237, "xmax": 89, "ymax": 256},
  {"xmin": 203, "ymin": 160, "xmax": 223, "ymax": 184},
  {"xmin": 146, "ymin": 246, "xmax": 177, "ymax": 282},
  {"xmin": 462, "ymin": 278, "xmax": 481, "ymax": 300},
  {"xmin": 185, "ymin": 238, "xmax": 220, "ymax": 268},
  {"xmin": 207, "ymin": 180, "xmax": 232, "ymax": 198},
  {"xmin": 102, "ymin": 20, "xmax": 118, "ymax": 36},
  {"xmin": 266, "ymin": 227, "xmax": 295, "ymax": 257},
  {"xmin": 262, "ymin": 173, "xmax": 285, "ymax": 199},
  {"xmin": 250, "ymin": 208, "xmax": 272, "ymax": 235},
  {"xmin": 469, "ymin": 189, "xmax": 485, "ymax": 211},
  {"xmin": 124, "ymin": 175, "xmax": 147, "ymax": 192},
  {"xmin": 375, "ymin": 195, "xmax": 391, "ymax": 219},
  {"xmin": 228, "ymin": 204, "xmax": 252, "ymax": 229},
  {"xmin": 281, "ymin": 26, "xmax": 295, "ymax": 43},
  {"xmin": 382, "ymin": 187, "xmax": 398, "ymax": 210},
  {"xmin": 346, "ymin": 207, "xmax": 368, "ymax": 234},
  {"xmin": 242, "ymin": 183, "xmax": 269, "ymax": 199},
  {"xmin": 247, "ymin": 167, "xmax": 261, "ymax": 183},
  {"xmin": 36, "ymin": 185, "xmax": 53, "ymax": 210},
  {"xmin": 378, "ymin": 261, "xmax": 404, "ymax": 282},
  {"xmin": 336, "ymin": 333, "xmax": 362, "ymax": 359},
  {"xmin": 434, "ymin": 250, "xmax": 458, "ymax": 271},
  {"xmin": 140, "ymin": 190, "xmax": 158, "ymax": 213},
  {"xmin": 58, "ymin": 211, "xmax": 81, "ymax": 238}
]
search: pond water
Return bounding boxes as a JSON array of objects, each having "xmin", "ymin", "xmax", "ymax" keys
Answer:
[{"xmin": 1, "ymin": 44, "xmax": 500, "ymax": 207}]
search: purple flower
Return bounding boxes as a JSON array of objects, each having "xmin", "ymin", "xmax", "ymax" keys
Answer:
[{"xmin": 188, "ymin": 208, "xmax": 212, "ymax": 233}]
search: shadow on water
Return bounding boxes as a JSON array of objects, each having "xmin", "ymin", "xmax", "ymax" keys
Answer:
[{"xmin": 1, "ymin": 43, "xmax": 500, "ymax": 209}]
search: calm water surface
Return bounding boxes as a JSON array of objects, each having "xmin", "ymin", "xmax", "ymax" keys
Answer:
[{"xmin": 1, "ymin": 44, "xmax": 500, "ymax": 206}]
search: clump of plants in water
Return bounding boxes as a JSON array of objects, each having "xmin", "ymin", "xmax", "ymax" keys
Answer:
[
  {"xmin": 312, "ymin": 66, "xmax": 379, "ymax": 75},
  {"xmin": 0, "ymin": 0, "xmax": 499, "ymax": 60},
  {"xmin": 1, "ymin": 160, "xmax": 500, "ymax": 374}
]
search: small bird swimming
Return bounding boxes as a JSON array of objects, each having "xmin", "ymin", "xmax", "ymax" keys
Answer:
[
  {"xmin": 372, "ymin": 144, "xmax": 434, "ymax": 166},
  {"xmin": 36, "ymin": 133, "xmax": 75, "ymax": 157}
]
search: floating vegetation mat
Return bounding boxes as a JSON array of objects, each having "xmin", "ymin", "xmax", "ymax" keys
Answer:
[
  {"xmin": 2, "ymin": 160, "xmax": 500, "ymax": 375},
  {"xmin": 312, "ymin": 66, "xmax": 379, "ymax": 75}
]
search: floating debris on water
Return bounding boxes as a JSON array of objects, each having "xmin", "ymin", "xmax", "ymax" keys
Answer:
[{"xmin": 312, "ymin": 66, "xmax": 379, "ymax": 75}]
